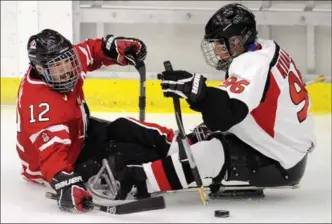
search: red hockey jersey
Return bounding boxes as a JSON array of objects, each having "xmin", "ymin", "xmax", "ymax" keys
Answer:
[{"xmin": 16, "ymin": 38, "xmax": 117, "ymax": 184}]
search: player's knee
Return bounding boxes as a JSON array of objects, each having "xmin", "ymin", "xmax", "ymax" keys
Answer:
[
  {"xmin": 110, "ymin": 117, "xmax": 129, "ymax": 127},
  {"xmin": 191, "ymin": 138, "xmax": 225, "ymax": 178},
  {"xmin": 106, "ymin": 117, "xmax": 132, "ymax": 137}
]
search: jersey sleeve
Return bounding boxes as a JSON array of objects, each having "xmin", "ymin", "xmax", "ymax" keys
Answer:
[
  {"xmin": 218, "ymin": 53, "xmax": 270, "ymax": 112},
  {"xmin": 29, "ymin": 124, "xmax": 73, "ymax": 182},
  {"xmin": 74, "ymin": 38, "xmax": 117, "ymax": 73}
]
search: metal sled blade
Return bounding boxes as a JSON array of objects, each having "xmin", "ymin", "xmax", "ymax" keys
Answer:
[
  {"xmin": 86, "ymin": 158, "xmax": 120, "ymax": 200},
  {"xmin": 216, "ymin": 183, "xmax": 300, "ymax": 191},
  {"xmin": 209, "ymin": 189, "xmax": 265, "ymax": 199},
  {"xmin": 151, "ymin": 183, "xmax": 300, "ymax": 199},
  {"xmin": 208, "ymin": 184, "xmax": 299, "ymax": 199}
]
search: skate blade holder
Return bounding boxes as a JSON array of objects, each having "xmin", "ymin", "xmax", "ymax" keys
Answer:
[
  {"xmin": 209, "ymin": 184, "xmax": 300, "ymax": 200},
  {"xmin": 87, "ymin": 158, "xmax": 120, "ymax": 200}
]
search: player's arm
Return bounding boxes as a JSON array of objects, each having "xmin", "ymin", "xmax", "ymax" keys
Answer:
[
  {"xmin": 29, "ymin": 124, "xmax": 73, "ymax": 181},
  {"xmin": 74, "ymin": 36, "xmax": 147, "ymax": 73},
  {"xmin": 158, "ymin": 54, "xmax": 269, "ymax": 132},
  {"xmin": 193, "ymin": 55, "xmax": 269, "ymax": 132},
  {"xmin": 29, "ymin": 125, "xmax": 92, "ymax": 213}
]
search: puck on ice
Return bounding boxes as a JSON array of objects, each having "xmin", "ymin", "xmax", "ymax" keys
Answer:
[{"xmin": 214, "ymin": 210, "xmax": 229, "ymax": 218}]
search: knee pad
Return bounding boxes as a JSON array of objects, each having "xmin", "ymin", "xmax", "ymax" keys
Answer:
[{"xmin": 190, "ymin": 138, "xmax": 225, "ymax": 179}]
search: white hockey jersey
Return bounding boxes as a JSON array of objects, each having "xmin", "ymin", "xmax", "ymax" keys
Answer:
[{"xmin": 219, "ymin": 38, "xmax": 316, "ymax": 169}]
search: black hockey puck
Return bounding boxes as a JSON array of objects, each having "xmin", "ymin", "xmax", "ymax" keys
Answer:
[{"xmin": 214, "ymin": 210, "xmax": 229, "ymax": 218}]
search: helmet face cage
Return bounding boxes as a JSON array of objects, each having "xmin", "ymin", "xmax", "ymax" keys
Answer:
[
  {"xmin": 201, "ymin": 27, "xmax": 254, "ymax": 71},
  {"xmin": 41, "ymin": 48, "xmax": 82, "ymax": 93},
  {"xmin": 201, "ymin": 38, "xmax": 231, "ymax": 71}
]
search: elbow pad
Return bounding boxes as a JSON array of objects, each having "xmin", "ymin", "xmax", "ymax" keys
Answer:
[{"xmin": 190, "ymin": 87, "xmax": 249, "ymax": 132}]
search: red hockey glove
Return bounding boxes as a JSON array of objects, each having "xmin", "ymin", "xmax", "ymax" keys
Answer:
[
  {"xmin": 50, "ymin": 171, "xmax": 93, "ymax": 213},
  {"xmin": 102, "ymin": 35, "xmax": 147, "ymax": 66}
]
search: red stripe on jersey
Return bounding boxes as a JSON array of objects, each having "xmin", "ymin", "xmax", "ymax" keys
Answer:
[
  {"xmin": 277, "ymin": 63, "xmax": 288, "ymax": 79},
  {"xmin": 151, "ymin": 160, "xmax": 172, "ymax": 191},
  {"xmin": 251, "ymin": 72, "xmax": 281, "ymax": 138},
  {"xmin": 279, "ymin": 53, "xmax": 290, "ymax": 71},
  {"xmin": 127, "ymin": 117, "xmax": 175, "ymax": 143}
]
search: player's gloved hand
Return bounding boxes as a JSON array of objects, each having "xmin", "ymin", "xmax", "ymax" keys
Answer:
[
  {"xmin": 101, "ymin": 35, "xmax": 147, "ymax": 66},
  {"xmin": 187, "ymin": 122, "xmax": 213, "ymax": 144},
  {"xmin": 50, "ymin": 171, "xmax": 93, "ymax": 213},
  {"xmin": 108, "ymin": 153, "xmax": 150, "ymax": 200},
  {"xmin": 157, "ymin": 70, "xmax": 207, "ymax": 104},
  {"xmin": 187, "ymin": 122, "xmax": 222, "ymax": 144}
]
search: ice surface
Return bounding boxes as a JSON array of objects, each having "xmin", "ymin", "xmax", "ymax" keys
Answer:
[{"xmin": 1, "ymin": 106, "xmax": 331, "ymax": 223}]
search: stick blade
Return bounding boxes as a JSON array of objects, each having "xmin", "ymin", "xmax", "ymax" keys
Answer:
[{"xmin": 115, "ymin": 196, "xmax": 166, "ymax": 215}]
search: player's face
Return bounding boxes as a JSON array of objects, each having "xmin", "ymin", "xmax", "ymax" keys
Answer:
[
  {"xmin": 48, "ymin": 59, "xmax": 75, "ymax": 82},
  {"xmin": 213, "ymin": 36, "xmax": 245, "ymax": 61},
  {"xmin": 213, "ymin": 41, "xmax": 230, "ymax": 62},
  {"xmin": 46, "ymin": 49, "xmax": 82, "ymax": 85},
  {"xmin": 37, "ymin": 49, "xmax": 82, "ymax": 93},
  {"xmin": 201, "ymin": 35, "xmax": 246, "ymax": 71}
]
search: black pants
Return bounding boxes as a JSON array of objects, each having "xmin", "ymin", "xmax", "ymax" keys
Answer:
[
  {"xmin": 74, "ymin": 116, "xmax": 172, "ymax": 181},
  {"xmin": 74, "ymin": 116, "xmax": 307, "ymax": 187}
]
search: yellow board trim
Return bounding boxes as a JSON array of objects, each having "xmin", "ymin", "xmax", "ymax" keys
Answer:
[{"xmin": 1, "ymin": 77, "xmax": 331, "ymax": 113}]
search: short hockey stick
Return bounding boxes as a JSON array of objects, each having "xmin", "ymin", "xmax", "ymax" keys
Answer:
[
  {"xmin": 45, "ymin": 192, "xmax": 165, "ymax": 215},
  {"xmin": 161, "ymin": 61, "xmax": 208, "ymax": 206},
  {"xmin": 136, "ymin": 61, "xmax": 146, "ymax": 121},
  {"xmin": 124, "ymin": 55, "xmax": 146, "ymax": 121}
]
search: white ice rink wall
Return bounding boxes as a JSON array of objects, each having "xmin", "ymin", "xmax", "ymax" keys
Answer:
[
  {"xmin": 1, "ymin": 1, "xmax": 73, "ymax": 78},
  {"xmin": 1, "ymin": 1, "xmax": 331, "ymax": 113},
  {"xmin": 1, "ymin": 1, "xmax": 331, "ymax": 80},
  {"xmin": 76, "ymin": 0, "xmax": 331, "ymax": 81}
]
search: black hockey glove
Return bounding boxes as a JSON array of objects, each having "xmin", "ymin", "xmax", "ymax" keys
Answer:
[
  {"xmin": 187, "ymin": 122, "xmax": 222, "ymax": 144},
  {"xmin": 50, "ymin": 171, "xmax": 93, "ymax": 213},
  {"xmin": 187, "ymin": 122, "xmax": 212, "ymax": 144},
  {"xmin": 101, "ymin": 35, "xmax": 147, "ymax": 66},
  {"xmin": 108, "ymin": 154, "xmax": 150, "ymax": 201},
  {"xmin": 157, "ymin": 70, "xmax": 207, "ymax": 104}
]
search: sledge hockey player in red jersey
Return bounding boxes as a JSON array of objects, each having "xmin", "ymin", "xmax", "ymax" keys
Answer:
[
  {"xmin": 105, "ymin": 3, "xmax": 316, "ymax": 200},
  {"xmin": 16, "ymin": 29, "xmax": 180, "ymax": 212}
]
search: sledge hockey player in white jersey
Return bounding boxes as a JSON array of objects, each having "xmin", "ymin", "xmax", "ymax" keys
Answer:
[
  {"xmin": 94, "ymin": 3, "xmax": 316, "ymax": 200},
  {"xmin": 156, "ymin": 3, "xmax": 316, "ymax": 191}
]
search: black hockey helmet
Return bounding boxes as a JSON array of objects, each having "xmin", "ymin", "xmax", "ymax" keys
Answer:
[
  {"xmin": 201, "ymin": 3, "xmax": 258, "ymax": 71},
  {"xmin": 27, "ymin": 29, "xmax": 82, "ymax": 93}
]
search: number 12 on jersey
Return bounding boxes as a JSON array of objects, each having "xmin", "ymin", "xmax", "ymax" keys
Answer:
[
  {"xmin": 29, "ymin": 103, "xmax": 50, "ymax": 123},
  {"xmin": 16, "ymin": 103, "xmax": 50, "ymax": 133}
]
